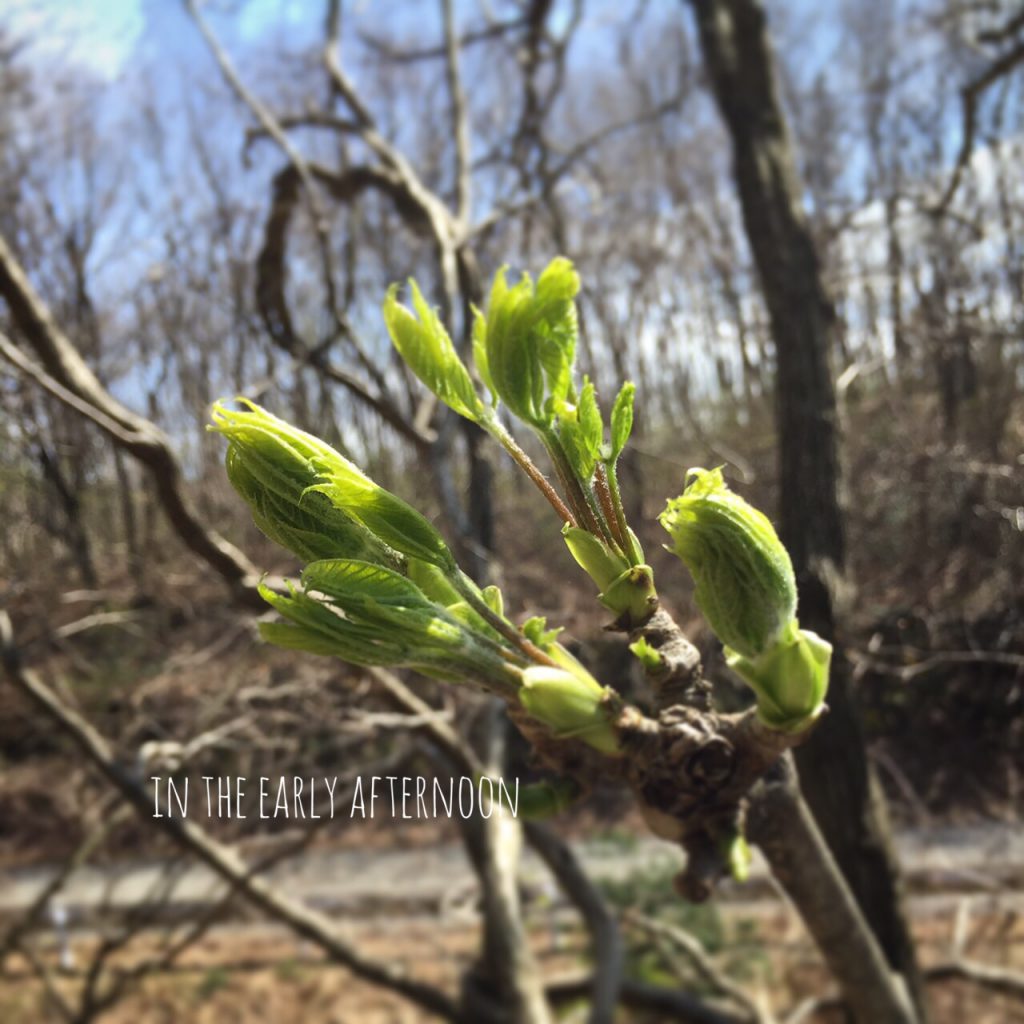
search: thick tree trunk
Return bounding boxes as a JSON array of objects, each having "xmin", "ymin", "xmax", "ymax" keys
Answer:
[{"xmin": 687, "ymin": 1, "xmax": 926, "ymax": 1016}]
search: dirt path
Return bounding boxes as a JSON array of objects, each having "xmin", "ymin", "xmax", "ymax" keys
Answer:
[{"xmin": 1, "ymin": 822, "xmax": 1021, "ymax": 928}]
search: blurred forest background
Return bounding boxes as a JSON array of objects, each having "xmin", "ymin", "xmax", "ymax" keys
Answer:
[{"xmin": 0, "ymin": 0, "xmax": 1022, "ymax": 1022}]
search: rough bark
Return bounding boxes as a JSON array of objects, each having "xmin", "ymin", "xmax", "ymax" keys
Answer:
[
  {"xmin": 687, "ymin": 0, "xmax": 926, "ymax": 1016},
  {"xmin": 748, "ymin": 756, "xmax": 916, "ymax": 1024}
]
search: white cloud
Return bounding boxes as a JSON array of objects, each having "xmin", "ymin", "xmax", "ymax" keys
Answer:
[{"xmin": 4, "ymin": 0, "xmax": 143, "ymax": 81}]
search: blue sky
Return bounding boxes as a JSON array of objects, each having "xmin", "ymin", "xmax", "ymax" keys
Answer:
[{"xmin": 6, "ymin": 0, "xmax": 711, "ymax": 84}]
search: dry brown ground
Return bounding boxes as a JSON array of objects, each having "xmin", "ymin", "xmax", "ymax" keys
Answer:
[{"xmin": 2, "ymin": 902, "xmax": 1022, "ymax": 1023}]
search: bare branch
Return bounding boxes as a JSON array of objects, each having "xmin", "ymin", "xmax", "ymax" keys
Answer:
[
  {"xmin": 323, "ymin": 0, "xmax": 377, "ymax": 127},
  {"xmin": 975, "ymin": 8, "xmax": 1024, "ymax": 45},
  {"xmin": 625, "ymin": 912, "xmax": 767, "ymax": 1024},
  {"xmin": 0, "ymin": 234, "xmax": 261, "ymax": 606},
  {"xmin": 441, "ymin": 0, "xmax": 472, "ymax": 225},
  {"xmin": 931, "ymin": 35, "xmax": 1024, "ymax": 214},
  {"xmin": 746, "ymin": 756, "xmax": 917, "ymax": 1024},
  {"xmin": 253, "ymin": 161, "xmax": 437, "ymax": 451},
  {"xmin": 547, "ymin": 973, "xmax": 749, "ymax": 1024},
  {"xmin": 848, "ymin": 645, "xmax": 1024, "ymax": 681},
  {"xmin": 525, "ymin": 822, "xmax": 624, "ymax": 1024},
  {"xmin": 925, "ymin": 957, "xmax": 1024, "ymax": 999},
  {"xmin": 186, "ymin": 0, "xmax": 354, "ymax": 364},
  {"xmin": 358, "ymin": 17, "xmax": 527, "ymax": 65},
  {"xmin": 368, "ymin": 671, "xmax": 551, "ymax": 1022}
]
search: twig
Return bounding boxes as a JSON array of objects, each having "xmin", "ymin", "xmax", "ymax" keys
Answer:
[
  {"xmin": 931, "ymin": 36, "xmax": 1024, "ymax": 214},
  {"xmin": 547, "ymin": 973, "xmax": 749, "ymax": 1024},
  {"xmin": 186, "ymin": 0, "xmax": 347, "ymax": 346},
  {"xmin": 54, "ymin": 611, "xmax": 144, "ymax": 640},
  {"xmin": 925, "ymin": 957, "xmax": 1024, "ymax": 999},
  {"xmin": 848, "ymin": 646, "xmax": 1024, "ymax": 681},
  {"xmin": 358, "ymin": 17, "xmax": 526, "ymax": 65},
  {"xmin": 525, "ymin": 822, "xmax": 624, "ymax": 1024},
  {"xmin": 625, "ymin": 912, "xmax": 768, "ymax": 1024},
  {"xmin": 0, "ymin": 236, "xmax": 262, "ymax": 607},
  {"xmin": 441, "ymin": 0, "xmax": 472, "ymax": 226}
]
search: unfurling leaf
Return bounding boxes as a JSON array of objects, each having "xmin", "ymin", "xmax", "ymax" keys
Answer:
[
  {"xmin": 558, "ymin": 377, "xmax": 603, "ymax": 482},
  {"xmin": 383, "ymin": 282, "xmax": 483, "ymax": 422},
  {"xmin": 310, "ymin": 462, "xmax": 456, "ymax": 572},
  {"xmin": 258, "ymin": 581, "xmax": 407, "ymax": 667},
  {"xmin": 301, "ymin": 558, "xmax": 433, "ymax": 612},
  {"xmin": 534, "ymin": 257, "xmax": 579, "ymax": 408},
  {"xmin": 471, "ymin": 305, "xmax": 497, "ymax": 405},
  {"xmin": 211, "ymin": 400, "xmax": 398, "ymax": 568},
  {"xmin": 609, "ymin": 381, "xmax": 636, "ymax": 462},
  {"xmin": 259, "ymin": 562, "xmax": 518, "ymax": 690},
  {"xmin": 480, "ymin": 258, "xmax": 580, "ymax": 426}
]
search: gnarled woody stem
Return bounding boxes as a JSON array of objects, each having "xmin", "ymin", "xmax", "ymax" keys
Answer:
[
  {"xmin": 748, "ymin": 756, "xmax": 918, "ymax": 1024},
  {"xmin": 610, "ymin": 605, "xmax": 920, "ymax": 1024}
]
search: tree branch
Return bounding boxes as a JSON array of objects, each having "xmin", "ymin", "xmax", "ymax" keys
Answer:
[
  {"xmin": 746, "ymin": 756, "xmax": 917, "ymax": 1024},
  {"xmin": 625, "ymin": 912, "xmax": 767, "ymax": 1024},
  {"xmin": 0, "ymin": 234, "xmax": 262, "ymax": 607},
  {"xmin": 524, "ymin": 821, "xmax": 625, "ymax": 1024},
  {"xmin": 931, "ymin": 35, "xmax": 1024, "ymax": 214},
  {"xmin": 441, "ymin": 0, "xmax": 472, "ymax": 226}
]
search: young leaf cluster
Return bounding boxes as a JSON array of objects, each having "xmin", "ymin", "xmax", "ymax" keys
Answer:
[
  {"xmin": 211, "ymin": 399, "xmax": 622, "ymax": 752},
  {"xmin": 383, "ymin": 258, "xmax": 655, "ymax": 627}
]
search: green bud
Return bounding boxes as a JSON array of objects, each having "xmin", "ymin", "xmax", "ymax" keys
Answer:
[
  {"xmin": 522, "ymin": 615, "xmax": 563, "ymax": 650},
  {"xmin": 562, "ymin": 525, "xmax": 656, "ymax": 627},
  {"xmin": 562, "ymin": 524, "xmax": 629, "ymax": 590},
  {"xmin": 725, "ymin": 623, "xmax": 831, "ymax": 732},
  {"xmin": 481, "ymin": 585, "xmax": 504, "ymax": 618},
  {"xmin": 518, "ymin": 666, "xmax": 621, "ymax": 755},
  {"xmin": 210, "ymin": 399, "xmax": 398, "ymax": 567},
  {"xmin": 661, "ymin": 467, "xmax": 831, "ymax": 732},
  {"xmin": 557, "ymin": 377, "xmax": 602, "ymax": 482},
  {"xmin": 608, "ymin": 381, "xmax": 636, "ymax": 462},
  {"xmin": 599, "ymin": 565, "xmax": 658, "ymax": 627},
  {"xmin": 629, "ymin": 636, "xmax": 663, "ymax": 671},
  {"xmin": 723, "ymin": 831, "xmax": 752, "ymax": 883},
  {"xmin": 660, "ymin": 467, "xmax": 796, "ymax": 659},
  {"xmin": 213, "ymin": 400, "xmax": 458, "ymax": 573}
]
